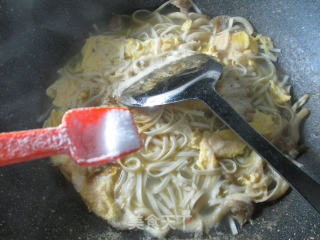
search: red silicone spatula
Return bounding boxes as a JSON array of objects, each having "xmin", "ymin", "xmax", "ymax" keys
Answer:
[{"xmin": 0, "ymin": 107, "xmax": 141, "ymax": 166}]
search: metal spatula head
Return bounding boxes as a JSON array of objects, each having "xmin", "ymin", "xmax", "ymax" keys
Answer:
[
  {"xmin": 119, "ymin": 54, "xmax": 222, "ymax": 107},
  {"xmin": 118, "ymin": 53, "xmax": 320, "ymax": 214}
]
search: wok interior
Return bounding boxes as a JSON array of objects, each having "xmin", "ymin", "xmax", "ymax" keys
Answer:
[{"xmin": 0, "ymin": 0, "xmax": 319, "ymax": 239}]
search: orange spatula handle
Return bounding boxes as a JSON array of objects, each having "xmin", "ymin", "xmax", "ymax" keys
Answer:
[{"xmin": 0, "ymin": 126, "xmax": 69, "ymax": 166}]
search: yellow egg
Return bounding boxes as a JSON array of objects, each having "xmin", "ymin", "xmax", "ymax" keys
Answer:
[
  {"xmin": 250, "ymin": 111, "xmax": 278, "ymax": 138},
  {"xmin": 231, "ymin": 31, "xmax": 250, "ymax": 50},
  {"xmin": 189, "ymin": 129, "xmax": 202, "ymax": 150},
  {"xmin": 202, "ymin": 130, "xmax": 246, "ymax": 159},
  {"xmin": 269, "ymin": 80, "xmax": 291, "ymax": 104},
  {"xmin": 124, "ymin": 38, "xmax": 146, "ymax": 60},
  {"xmin": 249, "ymin": 172, "xmax": 261, "ymax": 183},
  {"xmin": 202, "ymin": 31, "xmax": 259, "ymax": 67},
  {"xmin": 46, "ymin": 77, "xmax": 79, "ymax": 107},
  {"xmin": 160, "ymin": 35, "xmax": 181, "ymax": 51},
  {"xmin": 229, "ymin": 31, "xmax": 258, "ymax": 66},
  {"xmin": 77, "ymin": 90, "xmax": 89, "ymax": 103},
  {"xmin": 81, "ymin": 36, "xmax": 123, "ymax": 72},
  {"xmin": 197, "ymin": 141, "xmax": 218, "ymax": 169},
  {"xmin": 181, "ymin": 19, "xmax": 192, "ymax": 32},
  {"xmin": 125, "ymin": 36, "xmax": 181, "ymax": 60}
]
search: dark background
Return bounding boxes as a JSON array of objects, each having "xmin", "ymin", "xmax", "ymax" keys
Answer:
[{"xmin": 0, "ymin": 0, "xmax": 319, "ymax": 239}]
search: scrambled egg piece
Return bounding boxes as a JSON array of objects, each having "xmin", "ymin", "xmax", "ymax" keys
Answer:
[
  {"xmin": 181, "ymin": 19, "xmax": 192, "ymax": 32},
  {"xmin": 202, "ymin": 31, "xmax": 258, "ymax": 67},
  {"xmin": 250, "ymin": 111, "xmax": 278, "ymax": 139},
  {"xmin": 46, "ymin": 77, "xmax": 92, "ymax": 108},
  {"xmin": 189, "ymin": 128, "xmax": 202, "ymax": 150},
  {"xmin": 46, "ymin": 77, "xmax": 79, "ymax": 108},
  {"xmin": 269, "ymin": 80, "xmax": 291, "ymax": 104},
  {"xmin": 124, "ymin": 36, "xmax": 181, "ymax": 60},
  {"xmin": 197, "ymin": 137, "xmax": 219, "ymax": 169},
  {"xmin": 196, "ymin": 129, "xmax": 246, "ymax": 170},
  {"xmin": 51, "ymin": 148, "xmax": 120, "ymax": 220},
  {"xmin": 81, "ymin": 36, "xmax": 123, "ymax": 73},
  {"xmin": 208, "ymin": 130, "xmax": 247, "ymax": 158},
  {"xmin": 84, "ymin": 167, "xmax": 120, "ymax": 220}
]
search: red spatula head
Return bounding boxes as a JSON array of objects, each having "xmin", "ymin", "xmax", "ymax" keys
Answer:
[
  {"xmin": 0, "ymin": 107, "xmax": 141, "ymax": 166},
  {"xmin": 63, "ymin": 107, "xmax": 142, "ymax": 165}
]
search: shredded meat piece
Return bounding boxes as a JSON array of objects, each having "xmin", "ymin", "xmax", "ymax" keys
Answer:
[
  {"xmin": 273, "ymin": 108, "xmax": 309, "ymax": 155},
  {"xmin": 225, "ymin": 199, "xmax": 254, "ymax": 225},
  {"xmin": 224, "ymin": 194, "xmax": 254, "ymax": 225}
]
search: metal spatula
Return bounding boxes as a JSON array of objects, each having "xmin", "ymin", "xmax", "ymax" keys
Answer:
[{"xmin": 119, "ymin": 54, "xmax": 320, "ymax": 213}]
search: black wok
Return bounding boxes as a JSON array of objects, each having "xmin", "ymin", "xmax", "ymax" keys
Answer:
[{"xmin": 0, "ymin": 0, "xmax": 319, "ymax": 239}]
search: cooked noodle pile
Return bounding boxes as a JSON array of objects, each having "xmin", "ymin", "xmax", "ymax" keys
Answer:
[{"xmin": 44, "ymin": 0, "xmax": 309, "ymax": 237}]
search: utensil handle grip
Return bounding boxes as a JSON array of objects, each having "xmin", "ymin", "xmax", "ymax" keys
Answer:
[
  {"xmin": 0, "ymin": 126, "xmax": 69, "ymax": 166},
  {"xmin": 199, "ymin": 85, "xmax": 320, "ymax": 213}
]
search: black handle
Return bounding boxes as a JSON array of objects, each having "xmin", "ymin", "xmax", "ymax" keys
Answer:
[{"xmin": 195, "ymin": 79, "xmax": 320, "ymax": 213}]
